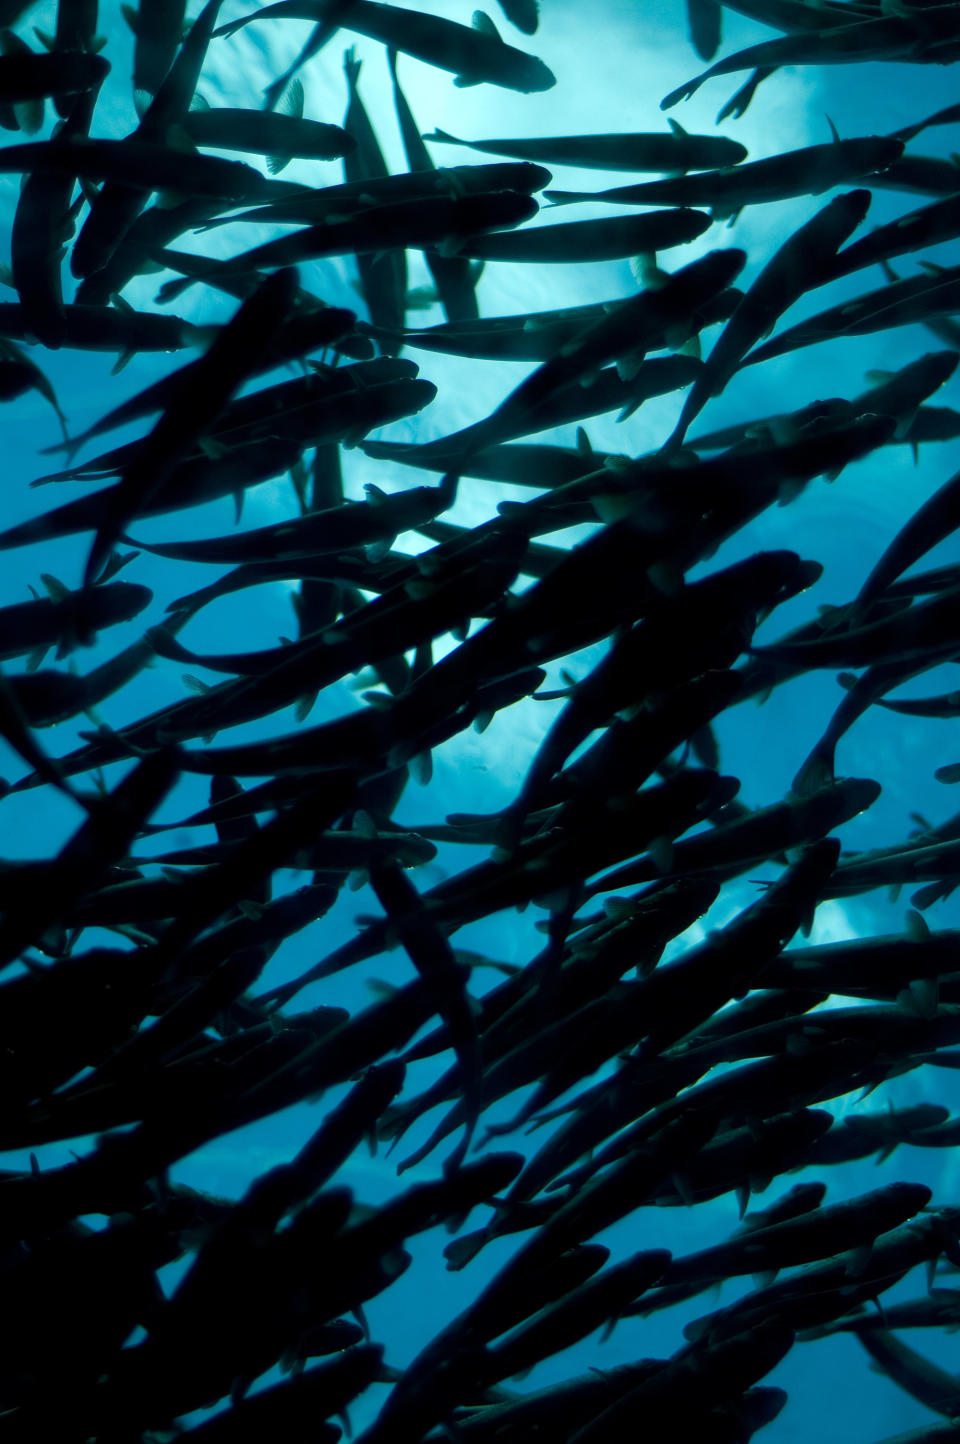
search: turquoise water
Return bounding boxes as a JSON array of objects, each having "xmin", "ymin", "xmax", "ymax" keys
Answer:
[{"xmin": 1, "ymin": 2, "xmax": 960, "ymax": 1440}]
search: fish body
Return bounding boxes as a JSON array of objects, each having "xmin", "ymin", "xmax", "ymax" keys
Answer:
[
  {"xmin": 180, "ymin": 104, "xmax": 354, "ymax": 162},
  {"xmin": 425, "ymin": 123, "xmax": 747, "ymax": 172},
  {"xmin": 216, "ymin": 0, "xmax": 556, "ymax": 93},
  {"xmin": 446, "ymin": 207, "xmax": 710, "ymax": 264},
  {"xmin": 0, "ymin": 44, "xmax": 107, "ymax": 102},
  {"xmin": 666, "ymin": 188, "xmax": 872, "ymax": 446},
  {"xmin": 123, "ymin": 0, "xmax": 186, "ymax": 112},
  {"xmin": 0, "ymin": 578, "xmax": 152, "ymax": 663},
  {"xmin": 546, "ymin": 138, "xmax": 903, "ymax": 215},
  {"xmin": 661, "ymin": 9, "xmax": 960, "ymax": 111},
  {"xmin": 156, "ymin": 190, "xmax": 540, "ymax": 300},
  {"xmin": 388, "ymin": 47, "xmax": 481, "ymax": 323}
]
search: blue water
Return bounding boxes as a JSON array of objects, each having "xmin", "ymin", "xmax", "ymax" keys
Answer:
[{"xmin": 2, "ymin": 2, "xmax": 960, "ymax": 1440}]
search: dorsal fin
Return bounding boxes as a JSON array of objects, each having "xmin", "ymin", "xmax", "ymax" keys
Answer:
[
  {"xmin": 472, "ymin": 11, "xmax": 501, "ymax": 39},
  {"xmin": 438, "ymin": 472, "xmax": 459, "ymax": 508},
  {"xmin": 344, "ymin": 45, "xmax": 361, "ymax": 86},
  {"xmin": 41, "ymin": 574, "xmax": 69, "ymax": 602},
  {"xmin": 279, "ymin": 76, "xmax": 304, "ymax": 118},
  {"xmin": 905, "ymin": 908, "xmax": 930, "ymax": 941},
  {"xmin": 424, "ymin": 126, "xmax": 462, "ymax": 146}
]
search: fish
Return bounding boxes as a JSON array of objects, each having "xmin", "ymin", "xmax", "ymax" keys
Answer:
[
  {"xmin": 0, "ymin": 575, "xmax": 152, "ymax": 665},
  {"xmin": 750, "ymin": 580, "xmax": 960, "ymax": 672},
  {"xmin": 893, "ymin": 98, "xmax": 960, "ymax": 143},
  {"xmin": 194, "ymin": 159, "xmax": 550, "ymax": 231},
  {"xmin": 388, "ymin": 48, "xmax": 482, "ymax": 323},
  {"xmin": 179, "ymin": 91, "xmax": 355, "ymax": 170},
  {"xmin": 70, "ymin": 0, "xmax": 226, "ymax": 279},
  {"xmin": 384, "ymin": 283, "xmax": 739, "ymax": 363},
  {"xmin": 743, "ymin": 262, "xmax": 960, "ymax": 369},
  {"xmin": 687, "ymin": 0, "xmax": 721, "ymax": 60},
  {"xmin": 42, "ymin": 303, "xmax": 357, "ymax": 458},
  {"xmin": 452, "ymin": 248, "xmax": 744, "ymax": 458},
  {"xmin": 341, "ymin": 44, "xmax": 404, "ymax": 349},
  {"xmin": 854, "ymin": 458, "xmax": 960, "ymax": 610},
  {"xmin": 664, "ymin": 189, "xmax": 872, "ymax": 448},
  {"xmin": 544, "ymin": 138, "xmax": 903, "ymax": 217},
  {"xmin": 435, "ymin": 206, "xmax": 710, "ymax": 265},
  {"xmin": 653, "ymin": 1182, "xmax": 931, "ymax": 1291},
  {"xmin": 424, "ymin": 121, "xmax": 748, "ymax": 172},
  {"xmin": 10, "ymin": 89, "xmax": 97, "ymax": 348},
  {"xmin": 153, "ymin": 189, "xmax": 540, "ymax": 302},
  {"xmin": 128, "ymin": 473, "xmax": 458, "ymax": 565},
  {"xmin": 0, "ymin": 387, "xmax": 436, "ymax": 568},
  {"xmin": 36, "ymin": 356, "xmax": 420, "ymax": 481},
  {"xmin": 854, "ymin": 1329, "xmax": 960, "ymax": 1418},
  {"xmin": 215, "ymin": 0, "xmax": 557, "ymax": 94},
  {"xmin": 0, "ymin": 134, "xmax": 309, "ymax": 194},
  {"xmin": 496, "ymin": 0, "xmax": 538, "ymax": 35},
  {"xmin": 153, "ymin": 1355, "xmax": 382, "ymax": 1443},
  {"xmin": 0, "ymin": 336, "xmax": 70, "ymax": 440},
  {"xmin": 0, "ymin": 300, "xmax": 208, "ymax": 355},
  {"xmin": 0, "ymin": 748, "xmax": 182, "ymax": 970},
  {"xmin": 6, "ymin": 610, "xmax": 188, "ymax": 728},
  {"xmin": 83, "ymin": 265, "xmax": 299, "ymax": 587},
  {"xmin": 0, "ymin": 2, "xmax": 958, "ymax": 1440},
  {"xmin": 0, "ymin": 39, "xmax": 107, "ymax": 104},
  {"xmin": 369, "ymin": 860, "xmax": 482, "ymax": 1169},
  {"xmin": 507, "ymin": 549, "xmax": 819, "ymax": 827},
  {"xmin": 864, "ymin": 153, "xmax": 960, "ymax": 198},
  {"xmin": 121, "ymin": 0, "xmax": 186, "ymax": 115},
  {"xmin": 661, "ymin": 9, "xmax": 960, "ymax": 112}
]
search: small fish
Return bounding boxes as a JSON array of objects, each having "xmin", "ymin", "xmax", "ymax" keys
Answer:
[
  {"xmin": 70, "ymin": 0, "xmax": 226, "ymax": 279},
  {"xmin": 0, "ymin": 336, "xmax": 70, "ymax": 441},
  {"xmin": 0, "ymin": 575, "xmax": 152, "ymax": 664},
  {"xmin": 657, "ymin": 1182, "xmax": 931, "ymax": 1290},
  {"xmin": 687, "ymin": 0, "xmax": 721, "ymax": 59},
  {"xmin": 197, "ymin": 159, "xmax": 550, "ymax": 232},
  {"xmin": 0, "ymin": 300, "xmax": 207, "ymax": 355},
  {"xmin": 122, "ymin": 0, "xmax": 186, "ymax": 114},
  {"xmin": 439, "ymin": 206, "xmax": 710, "ymax": 265},
  {"xmin": 661, "ymin": 9, "xmax": 960, "ymax": 112},
  {"xmin": 855, "ymin": 456, "xmax": 960, "ymax": 610},
  {"xmin": 664, "ymin": 189, "xmax": 871, "ymax": 448},
  {"xmin": 10, "ymin": 89, "xmax": 97, "ymax": 348},
  {"xmin": 216, "ymin": 0, "xmax": 556, "ymax": 94},
  {"xmin": 388, "ymin": 48, "xmax": 482, "ymax": 324},
  {"xmin": 743, "ymin": 262, "xmax": 960, "ymax": 368},
  {"xmin": 46, "ymin": 305, "xmax": 357, "ymax": 459},
  {"xmin": 545, "ymin": 138, "xmax": 902, "ymax": 217},
  {"xmin": 180, "ymin": 93, "xmax": 355, "ymax": 170},
  {"xmin": 370, "ymin": 860, "xmax": 482, "ymax": 1170},
  {"xmin": 496, "ymin": 0, "xmax": 538, "ymax": 35},
  {"xmin": 0, "ymin": 38, "xmax": 107, "ymax": 104},
  {"xmin": 855, "ymin": 1329, "xmax": 960, "ymax": 1418},
  {"xmin": 425, "ymin": 120, "xmax": 747, "ymax": 173},
  {"xmin": 154, "ymin": 190, "xmax": 539, "ymax": 303},
  {"xmin": 83, "ymin": 265, "xmax": 300, "ymax": 587},
  {"xmin": 129, "ymin": 474, "xmax": 458, "ymax": 565},
  {"xmin": 0, "ymin": 134, "xmax": 301, "ymax": 195},
  {"xmin": 585, "ymin": 777, "xmax": 881, "ymax": 897},
  {"xmin": 866, "ymin": 153, "xmax": 960, "ymax": 198}
]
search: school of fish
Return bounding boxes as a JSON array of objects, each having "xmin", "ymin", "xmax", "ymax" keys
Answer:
[{"xmin": 0, "ymin": 0, "xmax": 959, "ymax": 1439}]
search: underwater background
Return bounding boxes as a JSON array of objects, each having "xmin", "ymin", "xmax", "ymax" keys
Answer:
[{"xmin": 2, "ymin": 1, "xmax": 960, "ymax": 1441}]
